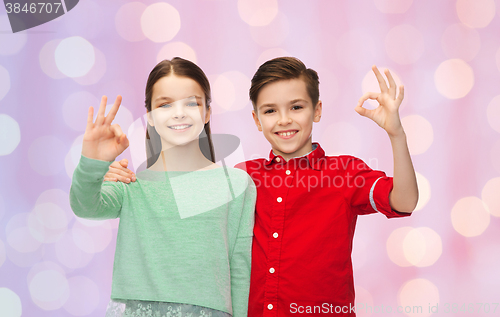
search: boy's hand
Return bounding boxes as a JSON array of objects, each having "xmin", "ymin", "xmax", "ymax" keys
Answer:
[
  {"xmin": 103, "ymin": 159, "xmax": 136, "ymax": 183},
  {"xmin": 356, "ymin": 66, "xmax": 405, "ymax": 137},
  {"xmin": 82, "ymin": 95, "xmax": 129, "ymax": 161}
]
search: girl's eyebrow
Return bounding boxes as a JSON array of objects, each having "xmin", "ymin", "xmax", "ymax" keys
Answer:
[{"xmin": 154, "ymin": 95, "xmax": 202, "ymax": 103}]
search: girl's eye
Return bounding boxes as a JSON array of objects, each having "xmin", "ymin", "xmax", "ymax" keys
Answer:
[
  {"xmin": 187, "ymin": 102, "xmax": 199, "ymax": 107},
  {"xmin": 159, "ymin": 103, "xmax": 171, "ymax": 108}
]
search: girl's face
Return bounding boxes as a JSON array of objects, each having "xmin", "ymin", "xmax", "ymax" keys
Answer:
[{"xmin": 147, "ymin": 74, "xmax": 210, "ymax": 148}]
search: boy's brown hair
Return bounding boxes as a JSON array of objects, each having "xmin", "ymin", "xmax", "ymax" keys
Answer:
[{"xmin": 249, "ymin": 57, "xmax": 320, "ymax": 110}]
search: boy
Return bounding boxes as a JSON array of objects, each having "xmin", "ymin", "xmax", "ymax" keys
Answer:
[{"xmin": 105, "ymin": 57, "xmax": 418, "ymax": 316}]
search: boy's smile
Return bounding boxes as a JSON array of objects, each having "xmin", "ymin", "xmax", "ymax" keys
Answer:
[{"xmin": 252, "ymin": 78, "xmax": 322, "ymax": 161}]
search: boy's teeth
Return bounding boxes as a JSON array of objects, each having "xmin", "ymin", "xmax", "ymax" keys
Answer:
[{"xmin": 278, "ymin": 131, "xmax": 296, "ymax": 136}]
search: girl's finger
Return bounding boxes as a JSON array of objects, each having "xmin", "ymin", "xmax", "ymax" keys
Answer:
[
  {"xmin": 95, "ymin": 96, "xmax": 108, "ymax": 126},
  {"xmin": 86, "ymin": 106, "xmax": 94, "ymax": 129},
  {"xmin": 385, "ymin": 69, "xmax": 397, "ymax": 99},
  {"xmin": 372, "ymin": 65, "xmax": 388, "ymax": 93},
  {"xmin": 104, "ymin": 95, "xmax": 123, "ymax": 125},
  {"xmin": 396, "ymin": 85, "xmax": 405, "ymax": 104}
]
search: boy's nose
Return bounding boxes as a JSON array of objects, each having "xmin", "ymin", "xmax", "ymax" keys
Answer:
[{"xmin": 277, "ymin": 115, "xmax": 292, "ymax": 125}]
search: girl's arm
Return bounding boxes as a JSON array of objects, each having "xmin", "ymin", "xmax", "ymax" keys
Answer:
[
  {"xmin": 70, "ymin": 95, "xmax": 129, "ymax": 218},
  {"xmin": 229, "ymin": 174, "xmax": 257, "ymax": 317},
  {"xmin": 70, "ymin": 155, "xmax": 124, "ymax": 219},
  {"xmin": 356, "ymin": 66, "xmax": 418, "ymax": 213}
]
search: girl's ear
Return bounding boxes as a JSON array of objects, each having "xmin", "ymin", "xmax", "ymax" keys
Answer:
[
  {"xmin": 147, "ymin": 111, "xmax": 155, "ymax": 127},
  {"xmin": 205, "ymin": 106, "xmax": 211, "ymax": 124}
]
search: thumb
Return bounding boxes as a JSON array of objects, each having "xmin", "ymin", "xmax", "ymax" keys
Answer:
[
  {"xmin": 355, "ymin": 104, "xmax": 369, "ymax": 117},
  {"xmin": 119, "ymin": 158, "xmax": 128, "ymax": 168}
]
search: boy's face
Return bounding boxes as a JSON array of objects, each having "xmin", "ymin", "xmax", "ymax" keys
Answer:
[{"xmin": 252, "ymin": 78, "xmax": 322, "ymax": 161}]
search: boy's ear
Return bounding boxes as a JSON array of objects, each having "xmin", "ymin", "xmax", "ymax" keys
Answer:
[
  {"xmin": 252, "ymin": 110, "xmax": 263, "ymax": 132},
  {"xmin": 313, "ymin": 100, "xmax": 322, "ymax": 123},
  {"xmin": 147, "ymin": 111, "xmax": 154, "ymax": 127}
]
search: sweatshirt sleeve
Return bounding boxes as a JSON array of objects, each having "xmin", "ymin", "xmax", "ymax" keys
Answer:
[
  {"xmin": 69, "ymin": 155, "xmax": 124, "ymax": 220},
  {"xmin": 229, "ymin": 174, "xmax": 256, "ymax": 317}
]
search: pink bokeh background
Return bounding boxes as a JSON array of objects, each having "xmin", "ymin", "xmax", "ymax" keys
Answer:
[{"xmin": 0, "ymin": 0, "xmax": 499, "ymax": 316}]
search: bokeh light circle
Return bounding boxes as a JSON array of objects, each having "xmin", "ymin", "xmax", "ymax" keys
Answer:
[
  {"xmin": 0, "ymin": 288, "xmax": 22, "ymax": 317},
  {"xmin": 441, "ymin": 24, "xmax": 481, "ymax": 61},
  {"xmin": 434, "ymin": 59, "xmax": 474, "ymax": 99},
  {"xmin": 55, "ymin": 232, "xmax": 94, "ymax": 269},
  {"xmin": 403, "ymin": 227, "xmax": 442, "ymax": 267},
  {"xmin": 63, "ymin": 91, "xmax": 99, "ymax": 132},
  {"xmin": 415, "ymin": 172, "xmax": 431, "ymax": 211},
  {"xmin": 374, "ymin": 0, "xmax": 413, "ymax": 14},
  {"xmin": 6, "ymin": 213, "xmax": 42, "ymax": 253},
  {"xmin": 0, "ymin": 114, "xmax": 21, "ymax": 156},
  {"xmin": 487, "ymin": 95, "xmax": 500, "ymax": 133},
  {"xmin": 156, "ymin": 42, "xmax": 197, "ymax": 64},
  {"xmin": 256, "ymin": 48, "xmax": 291, "ymax": 69},
  {"xmin": 141, "ymin": 3, "xmax": 181, "ymax": 43},
  {"xmin": 481, "ymin": 177, "xmax": 500, "ymax": 217},
  {"xmin": 39, "ymin": 39, "xmax": 65, "ymax": 79},
  {"xmin": 250, "ymin": 12, "xmax": 289, "ymax": 47},
  {"xmin": 115, "ymin": 2, "xmax": 147, "ymax": 42},
  {"xmin": 337, "ymin": 30, "xmax": 377, "ymax": 71},
  {"xmin": 29, "ymin": 270, "xmax": 69, "ymax": 310},
  {"xmin": 73, "ymin": 47, "xmax": 107, "ymax": 86},
  {"xmin": 354, "ymin": 285, "xmax": 374, "ymax": 317},
  {"xmin": 451, "ymin": 196, "xmax": 490, "ymax": 237},
  {"xmin": 28, "ymin": 136, "xmax": 66, "ymax": 176},
  {"xmin": 63, "ymin": 276, "xmax": 100, "ymax": 316},
  {"xmin": 456, "ymin": 0, "xmax": 496, "ymax": 29},
  {"xmin": 386, "ymin": 226, "xmax": 413, "ymax": 267},
  {"xmin": 212, "ymin": 71, "xmax": 251, "ymax": 112},
  {"xmin": 28, "ymin": 203, "xmax": 68, "ymax": 244},
  {"xmin": 72, "ymin": 221, "xmax": 113, "ymax": 253},
  {"xmin": 0, "ymin": 240, "xmax": 5, "ymax": 268},
  {"xmin": 398, "ymin": 278, "xmax": 439, "ymax": 317},
  {"xmin": 0, "ymin": 65, "xmax": 10, "ymax": 101},
  {"xmin": 65, "ymin": 134, "xmax": 84, "ymax": 179},
  {"xmin": 385, "ymin": 24, "xmax": 425, "ymax": 65},
  {"xmin": 322, "ymin": 122, "xmax": 362, "ymax": 156},
  {"xmin": 55, "ymin": 36, "xmax": 96, "ymax": 78},
  {"xmin": 0, "ymin": 15, "xmax": 27, "ymax": 55},
  {"xmin": 238, "ymin": 0, "xmax": 278, "ymax": 26},
  {"xmin": 401, "ymin": 115, "xmax": 433, "ymax": 155}
]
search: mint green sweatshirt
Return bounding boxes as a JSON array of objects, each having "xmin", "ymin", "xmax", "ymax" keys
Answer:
[{"xmin": 70, "ymin": 155, "xmax": 256, "ymax": 317}]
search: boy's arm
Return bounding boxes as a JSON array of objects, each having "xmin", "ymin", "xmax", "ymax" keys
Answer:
[{"xmin": 356, "ymin": 66, "xmax": 418, "ymax": 213}]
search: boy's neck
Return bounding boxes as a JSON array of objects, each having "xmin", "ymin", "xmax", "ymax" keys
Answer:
[{"xmin": 272, "ymin": 141, "xmax": 316, "ymax": 162}]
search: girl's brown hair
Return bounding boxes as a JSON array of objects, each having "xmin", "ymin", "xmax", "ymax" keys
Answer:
[{"xmin": 144, "ymin": 57, "xmax": 215, "ymax": 167}]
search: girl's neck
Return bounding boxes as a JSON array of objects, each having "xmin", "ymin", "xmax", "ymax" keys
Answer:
[{"xmin": 148, "ymin": 140, "xmax": 216, "ymax": 172}]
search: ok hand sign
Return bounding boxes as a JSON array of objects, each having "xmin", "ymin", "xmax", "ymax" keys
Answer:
[
  {"xmin": 81, "ymin": 95, "xmax": 129, "ymax": 162},
  {"xmin": 355, "ymin": 66, "xmax": 405, "ymax": 138}
]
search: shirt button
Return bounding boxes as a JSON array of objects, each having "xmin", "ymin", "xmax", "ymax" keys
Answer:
[
  {"xmin": 275, "ymin": 157, "xmax": 281, "ymax": 163},
  {"xmin": 273, "ymin": 232, "xmax": 279, "ymax": 238},
  {"xmin": 269, "ymin": 267, "xmax": 275, "ymax": 273},
  {"xmin": 268, "ymin": 304, "xmax": 273, "ymax": 310},
  {"xmin": 286, "ymin": 170, "xmax": 291, "ymax": 175},
  {"xmin": 277, "ymin": 197, "xmax": 282, "ymax": 203}
]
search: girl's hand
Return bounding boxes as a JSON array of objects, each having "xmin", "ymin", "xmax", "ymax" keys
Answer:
[
  {"xmin": 82, "ymin": 95, "xmax": 129, "ymax": 161},
  {"xmin": 355, "ymin": 66, "xmax": 405, "ymax": 138},
  {"xmin": 103, "ymin": 159, "xmax": 136, "ymax": 183}
]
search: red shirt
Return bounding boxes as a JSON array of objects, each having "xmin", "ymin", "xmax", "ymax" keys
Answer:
[{"xmin": 235, "ymin": 143, "xmax": 410, "ymax": 317}]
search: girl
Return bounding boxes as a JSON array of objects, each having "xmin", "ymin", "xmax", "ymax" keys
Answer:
[{"xmin": 70, "ymin": 58, "xmax": 256, "ymax": 317}]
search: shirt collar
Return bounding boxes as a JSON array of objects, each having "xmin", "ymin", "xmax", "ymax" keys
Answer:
[{"xmin": 266, "ymin": 142, "xmax": 326, "ymax": 170}]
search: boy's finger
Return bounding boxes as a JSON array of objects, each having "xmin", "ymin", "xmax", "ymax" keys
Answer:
[
  {"xmin": 385, "ymin": 69, "xmax": 397, "ymax": 98},
  {"xmin": 95, "ymin": 96, "xmax": 107, "ymax": 125},
  {"xmin": 396, "ymin": 85, "xmax": 405, "ymax": 104},
  {"xmin": 119, "ymin": 158, "xmax": 128, "ymax": 168},
  {"xmin": 358, "ymin": 92, "xmax": 379, "ymax": 105},
  {"xmin": 104, "ymin": 95, "xmax": 122, "ymax": 125},
  {"xmin": 110, "ymin": 124, "xmax": 124, "ymax": 140},
  {"xmin": 355, "ymin": 104, "xmax": 374, "ymax": 119},
  {"xmin": 372, "ymin": 66, "xmax": 388, "ymax": 93}
]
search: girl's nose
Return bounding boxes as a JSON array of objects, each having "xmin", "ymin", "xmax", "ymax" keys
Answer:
[{"xmin": 173, "ymin": 104, "xmax": 186, "ymax": 119}]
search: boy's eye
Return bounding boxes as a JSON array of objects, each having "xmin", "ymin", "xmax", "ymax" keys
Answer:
[
  {"xmin": 264, "ymin": 109, "xmax": 275, "ymax": 114},
  {"xmin": 292, "ymin": 105, "xmax": 303, "ymax": 110}
]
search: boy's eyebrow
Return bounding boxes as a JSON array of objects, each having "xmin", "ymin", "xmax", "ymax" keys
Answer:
[{"xmin": 258, "ymin": 98, "xmax": 309, "ymax": 109}]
